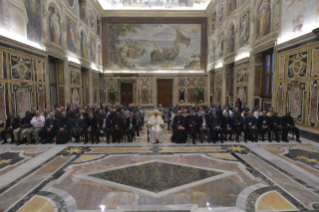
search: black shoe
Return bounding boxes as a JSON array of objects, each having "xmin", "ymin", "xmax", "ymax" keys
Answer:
[
  {"xmin": 84, "ymin": 142, "xmax": 88, "ymax": 145},
  {"xmin": 118, "ymin": 141, "xmax": 120, "ymax": 143},
  {"xmin": 221, "ymin": 140, "xmax": 224, "ymax": 143},
  {"xmin": 296, "ymin": 139, "xmax": 301, "ymax": 143},
  {"xmin": 96, "ymin": 141, "xmax": 100, "ymax": 144},
  {"xmin": 212, "ymin": 141, "xmax": 216, "ymax": 144},
  {"xmin": 193, "ymin": 141, "xmax": 196, "ymax": 145},
  {"xmin": 9, "ymin": 141, "xmax": 15, "ymax": 144},
  {"xmin": 255, "ymin": 140, "xmax": 258, "ymax": 143},
  {"xmin": 200, "ymin": 141, "xmax": 203, "ymax": 143},
  {"xmin": 91, "ymin": 142, "xmax": 94, "ymax": 144},
  {"xmin": 236, "ymin": 139, "xmax": 239, "ymax": 143},
  {"xmin": 269, "ymin": 140, "xmax": 272, "ymax": 142},
  {"xmin": 261, "ymin": 138, "xmax": 264, "ymax": 142},
  {"xmin": 276, "ymin": 140, "xmax": 280, "ymax": 142},
  {"xmin": 285, "ymin": 139, "xmax": 289, "ymax": 142},
  {"xmin": 1, "ymin": 141, "xmax": 7, "ymax": 145}
]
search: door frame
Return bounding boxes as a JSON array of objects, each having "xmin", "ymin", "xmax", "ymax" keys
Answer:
[
  {"xmin": 117, "ymin": 79, "xmax": 136, "ymax": 104},
  {"xmin": 154, "ymin": 77, "xmax": 176, "ymax": 109}
]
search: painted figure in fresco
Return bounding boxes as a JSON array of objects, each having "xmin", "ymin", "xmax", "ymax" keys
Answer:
[
  {"xmin": 210, "ymin": 39, "xmax": 215, "ymax": 62},
  {"xmin": 217, "ymin": 2, "xmax": 224, "ymax": 23},
  {"xmin": 68, "ymin": 21, "xmax": 77, "ymax": 53},
  {"xmin": 227, "ymin": 24, "xmax": 235, "ymax": 54},
  {"xmin": 239, "ymin": 12, "xmax": 250, "ymax": 47},
  {"xmin": 285, "ymin": 0, "xmax": 303, "ymax": 11},
  {"xmin": 72, "ymin": 88, "xmax": 80, "ymax": 104},
  {"xmin": 91, "ymin": 39, "xmax": 96, "ymax": 62},
  {"xmin": 217, "ymin": 34, "xmax": 224, "ymax": 58},
  {"xmin": 292, "ymin": 14, "xmax": 304, "ymax": 34},
  {"xmin": 89, "ymin": 8, "xmax": 95, "ymax": 28},
  {"xmin": 49, "ymin": 5, "xmax": 61, "ymax": 45},
  {"xmin": 256, "ymin": 0, "xmax": 271, "ymax": 40},
  {"xmin": 98, "ymin": 44, "xmax": 102, "ymax": 66},
  {"xmin": 81, "ymin": 30, "xmax": 88, "ymax": 59},
  {"xmin": 68, "ymin": 0, "xmax": 75, "ymax": 7},
  {"xmin": 25, "ymin": 0, "xmax": 42, "ymax": 44},
  {"xmin": 0, "ymin": 0, "xmax": 11, "ymax": 29}
]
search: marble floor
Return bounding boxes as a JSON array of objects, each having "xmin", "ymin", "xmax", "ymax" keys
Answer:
[{"xmin": 0, "ymin": 130, "xmax": 319, "ymax": 212}]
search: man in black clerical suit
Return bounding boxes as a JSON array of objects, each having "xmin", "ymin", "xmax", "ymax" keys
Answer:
[
  {"xmin": 112, "ymin": 112, "xmax": 124, "ymax": 143},
  {"xmin": 245, "ymin": 111, "xmax": 258, "ymax": 143},
  {"xmin": 126, "ymin": 111, "xmax": 137, "ymax": 143},
  {"xmin": 67, "ymin": 107, "xmax": 76, "ymax": 119},
  {"xmin": 197, "ymin": 111, "xmax": 211, "ymax": 143},
  {"xmin": 95, "ymin": 109, "xmax": 105, "ymax": 142},
  {"xmin": 270, "ymin": 112, "xmax": 283, "ymax": 142},
  {"xmin": 257, "ymin": 110, "xmax": 271, "ymax": 142},
  {"xmin": 56, "ymin": 111, "xmax": 71, "ymax": 144},
  {"xmin": 282, "ymin": 112, "xmax": 301, "ymax": 142},
  {"xmin": 72, "ymin": 113, "xmax": 85, "ymax": 143},
  {"xmin": 210, "ymin": 110, "xmax": 224, "ymax": 143},
  {"xmin": 222, "ymin": 111, "xmax": 233, "ymax": 141},
  {"xmin": 186, "ymin": 110, "xmax": 197, "ymax": 144},
  {"xmin": 42, "ymin": 112, "xmax": 57, "ymax": 144},
  {"xmin": 1, "ymin": 113, "xmax": 20, "ymax": 144},
  {"xmin": 171, "ymin": 110, "xmax": 187, "ymax": 143},
  {"xmin": 232, "ymin": 108, "xmax": 245, "ymax": 142},
  {"xmin": 84, "ymin": 112, "xmax": 98, "ymax": 144}
]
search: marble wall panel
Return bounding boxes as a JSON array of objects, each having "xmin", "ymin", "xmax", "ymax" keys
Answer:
[
  {"xmin": 277, "ymin": 82, "xmax": 284, "ymax": 116},
  {"xmin": 287, "ymin": 51, "xmax": 307, "ymax": 78},
  {"xmin": 136, "ymin": 77, "xmax": 153, "ymax": 105},
  {"xmin": 312, "ymin": 47, "xmax": 319, "ymax": 77},
  {"xmin": 11, "ymin": 83, "xmax": 34, "ymax": 118},
  {"xmin": 286, "ymin": 82, "xmax": 306, "ymax": 124},
  {"xmin": 58, "ymin": 62, "xmax": 64, "ymax": 85},
  {"xmin": 308, "ymin": 80, "xmax": 319, "ymax": 127},
  {"xmin": 10, "ymin": 55, "xmax": 32, "ymax": 81},
  {"xmin": 34, "ymin": 60, "xmax": 45, "ymax": 82},
  {"xmin": 0, "ymin": 51, "xmax": 5, "ymax": 79},
  {"xmin": 0, "ymin": 83, "xmax": 8, "ymax": 127},
  {"xmin": 177, "ymin": 77, "xmax": 206, "ymax": 104},
  {"xmin": 237, "ymin": 67, "xmax": 248, "ymax": 83},
  {"xmin": 36, "ymin": 84, "xmax": 46, "ymax": 114},
  {"xmin": 278, "ymin": 55, "xmax": 285, "ymax": 80},
  {"xmin": 71, "ymin": 87, "xmax": 80, "ymax": 105},
  {"xmin": 237, "ymin": 86, "xmax": 247, "ymax": 108}
]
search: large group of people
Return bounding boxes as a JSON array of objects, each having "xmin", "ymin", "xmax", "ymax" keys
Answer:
[
  {"xmin": 0, "ymin": 101, "xmax": 301, "ymax": 145},
  {"xmin": 0, "ymin": 103, "xmax": 145, "ymax": 145}
]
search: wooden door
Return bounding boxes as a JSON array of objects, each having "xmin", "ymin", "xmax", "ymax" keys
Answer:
[
  {"xmin": 121, "ymin": 83, "xmax": 133, "ymax": 106},
  {"xmin": 157, "ymin": 79, "xmax": 173, "ymax": 107}
]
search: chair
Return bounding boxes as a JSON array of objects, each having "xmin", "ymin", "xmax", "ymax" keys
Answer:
[{"xmin": 147, "ymin": 110, "xmax": 163, "ymax": 142}]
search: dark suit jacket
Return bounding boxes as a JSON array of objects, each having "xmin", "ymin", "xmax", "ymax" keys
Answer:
[
  {"xmin": 5, "ymin": 117, "xmax": 20, "ymax": 130},
  {"xmin": 222, "ymin": 116, "xmax": 233, "ymax": 129},
  {"xmin": 172, "ymin": 116, "xmax": 186, "ymax": 129},
  {"xmin": 126, "ymin": 117, "xmax": 137, "ymax": 130},
  {"xmin": 257, "ymin": 116, "xmax": 271, "ymax": 128},
  {"xmin": 282, "ymin": 116, "xmax": 295, "ymax": 127},
  {"xmin": 245, "ymin": 116, "xmax": 257, "ymax": 128},
  {"xmin": 186, "ymin": 115, "xmax": 197, "ymax": 127},
  {"xmin": 271, "ymin": 116, "xmax": 282, "ymax": 127},
  {"xmin": 112, "ymin": 117, "xmax": 124, "ymax": 131},
  {"xmin": 197, "ymin": 116, "xmax": 210, "ymax": 128},
  {"xmin": 210, "ymin": 116, "xmax": 221, "ymax": 128},
  {"xmin": 85, "ymin": 118, "xmax": 98, "ymax": 131},
  {"xmin": 45, "ymin": 118, "xmax": 58, "ymax": 129}
]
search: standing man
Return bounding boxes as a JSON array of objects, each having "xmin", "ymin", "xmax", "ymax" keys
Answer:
[
  {"xmin": 126, "ymin": 111, "xmax": 137, "ymax": 142},
  {"xmin": 210, "ymin": 110, "xmax": 224, "ymax": 143},
  {"xmin": 257, "ymin": 110, "xmax": 271, "ymax": 142},
  {"xmin": 282, "ymin": 112, "xmax": 301, "ymax": 142},
  {"xmin": 1, "ymin": 113, "xmax": 20, "ymax": 144},
  {"xmin": 26, "ymin": 111, "xmax": 45, "ymax": 145},
  {"xmin": 56, "ymin": 111, "xmax": 71, "ymax": 144},
  {"xmin": 197, "ymin": 111, "xmax": 210, "ymax": 143},
  {"xmin": 147, "ymin": 110, "xmax": 165, "ymax": 144}
]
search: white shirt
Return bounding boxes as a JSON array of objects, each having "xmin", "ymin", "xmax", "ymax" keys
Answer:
[
  {"xmin": 30, "ymin": 115, "xmax": 45, "ymax": 128},
  {"xmin": 202, "ymin": 117, "xmax": 206, "ymax": 127},
  {"xmin": 148, "ymin": 115, "xmax": 164, "ymax": 127},
  {"xmin": 223, "ymin": 109, "xmax": 233, "ymax": 116},
  {"xmin": 254, "ymin": 111, "xmax": 262, "ymax": 119}
]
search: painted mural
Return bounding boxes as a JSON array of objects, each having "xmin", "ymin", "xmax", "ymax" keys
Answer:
[
  {"xmin": 67, "ymin": 16, "xmax": 77, "ymax": 54},
  {"xmin": 281, "ymin": 0, "xmax": 318, "ymax": 43},
  {"xmin": 256, "ymin": 0, "xmax": 271, "ymax": 40},
  {"xmin": 239, "ymin": 10, "xmax": 250, "ymax": 48},
  {"xmin": 217, "ymin": 32, "xmax": 224, "ymax": 58},
  {"xmin": 217, "ymin": 1, "xmax": 224, "ymax": 24},
  {"xmin": 48, "ymin": 4, "xmax": 62, "ymax": 46},
  {"xmin": 98, "ymin": 0, "xmax": 210, "ymax": 10},
  {"xmin": 227, "ymin": 24, "xmax": 235, "ymax": 54},
  {"xmin": 90, "ymin": 35, "xmax": 96, "ymax": 63},
  {"xmin": 108, "ymin": 24, "xmax": 201, "ymax": 70},
  {"xmin": 0, "ymin": 0, "xmax": 10, "ymax": 30},
  {"xmin": 80, "ymin": 30, "xmax": 89, "ymax": 60},
  {"xmin": 25, "ymin": 0, "xmax": 42, "ymax": 45}
]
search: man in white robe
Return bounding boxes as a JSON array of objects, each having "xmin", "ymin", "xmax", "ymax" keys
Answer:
[{"xmin": 147, "ymin": 110, "xmax": 164, "ymax": 144}]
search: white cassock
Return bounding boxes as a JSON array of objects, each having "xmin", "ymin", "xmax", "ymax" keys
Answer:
[{"xmin": 148, "ymin": 115, "xmax": 164, "ymax": 142}]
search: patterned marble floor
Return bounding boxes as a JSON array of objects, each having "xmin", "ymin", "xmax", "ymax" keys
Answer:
[{"xmin": 0, "ymin": 132, "xmax": 319, "ymax": 212}]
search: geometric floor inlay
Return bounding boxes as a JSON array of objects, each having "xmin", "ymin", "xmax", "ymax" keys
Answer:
[{"xmin": 90, "ymin": 161, "xmax": 222, "ymax": 193}]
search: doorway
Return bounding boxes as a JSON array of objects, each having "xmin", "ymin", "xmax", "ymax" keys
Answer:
[
  {"xmin": 157, "ymin": 79, "xmax": 173, "ymax": 107},
  {"xmin": 121, "ymin": 83, "xmax": 133, "ymax": 106}
]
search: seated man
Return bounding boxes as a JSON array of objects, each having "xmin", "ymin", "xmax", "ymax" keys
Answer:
[
  {"xmin": 282, "ymin": 112, "xmax": 301, "ymax": 142},
  {"xmin": 42, "ymin": 112, "xmax": 57, "ymax": 144},
  {"xmin": 26, "ymin": 111, "xmax": 45, "ymax": 145},
  {"xmin": 1, "ymin": 113, "xmax": 20, "ymax": 144},
  {"xmin": 257, "ymin": 110, "xmax": 271, "ymax": 142},
  {"xmin": 56, "ymin": 111, "xmax": 71, "ymax": 144},
  {"xmin": 84, "ymin": 112, "xmax": 98, "ymax": 144},
  {"xmin": 95, "ymin": 110, "xmax": 105, "ymax": 142},
  {"xmin": 197, "ymin": 111, "xmax": 211, "ymax": 143},
  {"xmin": 171, "ymin": 110, "xmax": 187, "ymax": 143},
  {"xmin": 233, "ymin": 107, "xmax": 245, "ymax": 142},
  {"xmin": 126, "ymin": 111, "xmax": 137, "ymax": 143},
  {"xmin": 112, "ymin": 112, "xmax": 124, "ymax": 143},
  {"xmin": 15, "ymin": 111, "xmax": 32, "ymax": 145},
  {"xmin": 210, "ymin": 110, "xmax": 224, "ymax": 143},
  {"xmin": 245, "ymin": 111, "xmax": 258, "ymax": 143},
  {"xmin": 102, "ymin": 115, "xmax": 112, "ymax": 144},
  {"xmin": 222, "ymin": 111, "xmax": 233, "ymax": 141},
  {"xmin": 186, "ymin": 110, "xmax": 197, "ymax": 144},
  {"xmin": 72, "ymin": 113, "xmax": 85, "ymax": 143},
  {"xmin": 147, "ymin": 110, "xmax": 164, "ymax": 144},
  {"xmin": 67, "ymin": 107, "xmax": 76, "ymax": 119},
  {"xmin": 270, "ymin": 112, "xmax": 284, "ymax": 142},
  {"xmin": 134, "ymin": 108, "xmax": 141, "ymax": 136}
]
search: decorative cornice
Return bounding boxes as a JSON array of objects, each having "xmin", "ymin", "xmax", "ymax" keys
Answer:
[{"xmin": 101, "ymin": 10, "xmax": 207, "ymax": 17}]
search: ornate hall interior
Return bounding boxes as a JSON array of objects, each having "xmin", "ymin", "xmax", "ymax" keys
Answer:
[{"xmin": 1, "ymin": 0, "xmax": 319, "ymax": 211}]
